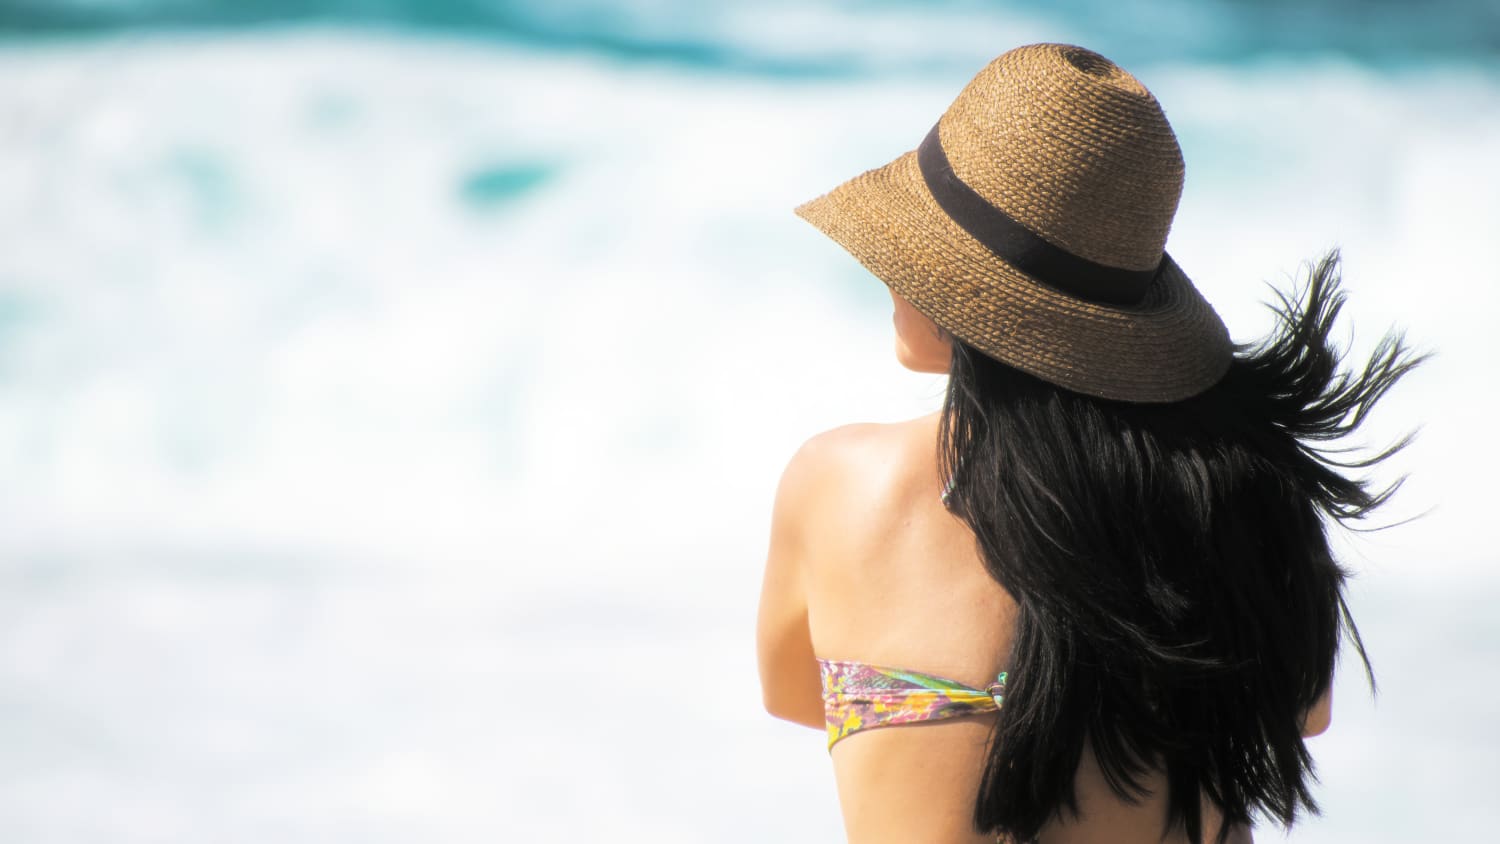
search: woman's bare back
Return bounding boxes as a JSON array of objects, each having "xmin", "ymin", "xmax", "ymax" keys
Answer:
[{"xmin": 799, "ymin": 413, "xmax": 1250, "ymax": 844}]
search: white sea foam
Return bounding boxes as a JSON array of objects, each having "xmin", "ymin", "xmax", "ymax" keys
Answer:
[{"xmin": 0, "ymin": 30, "xmax": 1495, "ymax": 842}]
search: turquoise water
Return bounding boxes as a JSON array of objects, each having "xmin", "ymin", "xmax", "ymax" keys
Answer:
[
  {"xmin": 0, "ymin": 4, "xmax": 1497, "ymax": 841},
  {"xmin": 4, "ymin": 0, "xmax": 1499, "ymax": 67}
]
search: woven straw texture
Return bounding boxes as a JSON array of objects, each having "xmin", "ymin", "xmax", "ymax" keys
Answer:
[{"xmin": 795, "ymin": 43, "xmax": 1232, "ymax": 403}]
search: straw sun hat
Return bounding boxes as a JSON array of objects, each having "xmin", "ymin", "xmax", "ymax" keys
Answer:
[{"xmin": 795, "ymin": 43, "xmax": 1232, "ymax": 403}]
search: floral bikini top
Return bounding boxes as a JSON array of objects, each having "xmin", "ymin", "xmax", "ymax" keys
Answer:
[{"xmin": 817, "ymin": 658, "xmax": 1008, "ymax": 750}]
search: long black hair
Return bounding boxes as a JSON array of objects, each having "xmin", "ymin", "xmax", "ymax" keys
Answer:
[{"xmin": 938, "ymin": 251, "xmax": 1426, "ymax": 843}]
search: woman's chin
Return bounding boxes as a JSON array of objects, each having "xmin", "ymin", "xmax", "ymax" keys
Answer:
[
  {"xmin": 894, "ymin": 343, "xmax": 921, "ymax": 372},
  {"xmin": 895, "ymin": 347, "xmax": 948, "ymax": 374}
]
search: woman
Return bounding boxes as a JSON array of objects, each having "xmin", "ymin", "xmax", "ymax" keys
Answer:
[{"xmin": 756, "ymin": 44, "xmax": 1422, "ymax": 844}]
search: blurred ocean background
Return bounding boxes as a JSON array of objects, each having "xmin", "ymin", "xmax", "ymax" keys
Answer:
[{"xmin": 1, "ymin": 1, "xmax": 1497, "ymax": 841}]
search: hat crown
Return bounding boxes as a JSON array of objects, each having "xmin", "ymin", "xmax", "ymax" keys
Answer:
[{"xmin": 938, "ymin": 44, "xmax": 1184, "ymax": 272}]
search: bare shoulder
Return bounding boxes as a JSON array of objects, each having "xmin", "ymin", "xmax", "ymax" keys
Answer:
[
  {"xmin": 775, "ymin": 414, "xmax": 941, "ymax": 526},
  {"xmin": 783, "ymin": 417, "xmax": 929, "ymax": 484},
  {"xmin": 785, "ymin": 421, "xmax": 889, "ymax": 475}
]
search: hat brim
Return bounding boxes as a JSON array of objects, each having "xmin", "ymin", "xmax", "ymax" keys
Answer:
[{"xmin": 795, "ymin": 149, "xmax": 1232, "ymax": 403}]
